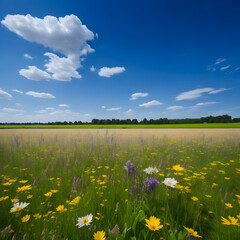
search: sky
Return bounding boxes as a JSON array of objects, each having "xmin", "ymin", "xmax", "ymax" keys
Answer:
[{"xmin": 0, "ymin": 0, "xmax": 240, "ymax": 123}]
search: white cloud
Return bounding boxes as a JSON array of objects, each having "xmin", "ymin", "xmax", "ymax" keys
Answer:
[
  {"xmin": 19, "ymin": 66, "xmax": 50, "ymax": 81},
  {"xmin": 196, "ymin": 102, "xmax": 217, "ymax": 106},
  {"xmin": 139, "ymin": 100, "xmax": 163, "ymax": 107},
  {"xmin": 107, "ymin": 107, "xmax": 122, "ymax": 111},
  {"xmin": 2, "ymin": 14, "xmax": 95, "ymax": 82},
  {"xmin": 167, "ymin": 106, "xmax": 184, "ymax": 110},
  {"xmin": 59, "ymin": 104, "xmax": 69, "ymax": 108},
  {"xmin": 101, "ymin": 105, "xmax": 106, "ymax": 109},
  {"xmin": 215, "ymin": 58, "xmax": 226, "ymax": 65},
  {"xmin": 26, "ymin": 91, "xmax": 55, "ymax": 99},
  {"xmin": 44, "ymin": 53, "xmax": 82, "ymax": 81},
  {"xmin": 84, "ymin": 113, "xmax": 91, "ymax": 117},
  {"xmin": 207, "ymin": 58, "xmax": 227, "ymax": 71},
  {"xmin": 2, "ymin": 108, "xmax": 24, "ymax": 113},
  {"xmin": 24, "ymin": 53, "xmax": 32, "ymax": 59},
  {"xmin": 0, "ymin": 89, "xmax": 12, "ymax": 99},
  {"xmin": 90, "ymin": 66, "xmax": 96, "ymax": 72},
  {"xmin": 130, "ymin": 92, "xmax": 149, "ymax": 100},
  {"xmin": 208, "ymin": 88, "xmax": 230, "ymax": 94},
  {"xmin": 15, "ymin": 103, "xmax": 22, "ymax": 106},
  {"xmin": 35, "ymin": 109, "xmax": 47, "ymax": 114},
  {"xmin": 98, "ymin": 67, "xmax": 125, "ymax": 78},
  {"xmin": 124, "ymin": 109, "xmax": 133, "ymax": 114},
  {"xmin": 2, "ymin": 14, "xmax": 94, "ymax": 56},
  {"xmin": 46, "ymin": 107, "xmax": 55, "ymax": 110},
  {"xmin": 12, "ymin": 89, "xmax": 24, "ymax": 94},
  {"xmin": 176, "ymin": 88, "xmax": 214, "ymax": 101},
  {"xmin": 220, "ymin": 65, "xmax": 231, "ymax": 70}
]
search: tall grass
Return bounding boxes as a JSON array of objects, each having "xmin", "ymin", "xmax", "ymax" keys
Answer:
[{"xmin": 0, "ymin": 130, "xmax": 239, "ymax": 239}]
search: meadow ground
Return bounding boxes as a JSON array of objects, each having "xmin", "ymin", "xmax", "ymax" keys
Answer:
[{"xmin": 0, "ymin": 129, "xmax": 240, "ymax": 239}]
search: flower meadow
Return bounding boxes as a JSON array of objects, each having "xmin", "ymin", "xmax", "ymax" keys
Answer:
[{"xmin": 0, "ymin": 129, "xmax": 240, "ymax": 239}]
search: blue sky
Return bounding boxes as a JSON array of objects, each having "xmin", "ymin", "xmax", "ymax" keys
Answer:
[{"xmin": 0, "ymin": 0, "xmax": 240, "ymax": 122}]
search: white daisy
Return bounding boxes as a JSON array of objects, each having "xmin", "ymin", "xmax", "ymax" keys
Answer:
[
  {"xmin": 76, "ymin": 213, "xmax": 93, "ymax": 228},
  {"xmin": 10, "ymin": 202, "xmax": 30, "ymax": 212},
  {"xmin": 144, "ymin": 167, "xmax": 158, "ymax": 174},
  {"xmin": 162, "ymin": 178, "xmax": 178, "ymax": 188}
]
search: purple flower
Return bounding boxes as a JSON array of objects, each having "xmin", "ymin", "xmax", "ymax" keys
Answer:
[
  {"xmin": 124, "ymin": 161, "xmax": 136, "ymax": 177},
  {"xmin": 145, "ymin": 177, "xmax": 159, "ymax": 192}
]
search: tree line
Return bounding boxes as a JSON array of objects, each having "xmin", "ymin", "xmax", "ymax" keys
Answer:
[{"xmin": 0, "ymin": 114, "xmax": 240, "ymax": 125}]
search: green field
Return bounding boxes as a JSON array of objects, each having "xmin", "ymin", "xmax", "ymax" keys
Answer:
[
  {"xmin": 0, "ymin": 129, "xmax": 240, "ymax": 239},
  {"xmin": 0, "ymin": 122, "xmax": 240, "ymax": 129}
]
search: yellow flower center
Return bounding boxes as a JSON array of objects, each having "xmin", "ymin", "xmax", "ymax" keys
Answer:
[
  {"xmin": 168, "ymin": 182, "xmax": 172, "ymax": 185},
  {"xmin": 82, "ymin": 218, "xmax": 89, "ymax": 224}
]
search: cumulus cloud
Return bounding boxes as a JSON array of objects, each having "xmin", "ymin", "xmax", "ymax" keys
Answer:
[
  {"xmin": 0, "ymin": 89, "xmax": 12, "ymax": 99},
  {"xmin": 26, "ymin": 91, "xmax": 55, "ymax": 99},
  {"xmin": 12, "ymin": 89, "xmax": 24, "ymax": 94},
  {"xmin": 167, "ymin": 106, "xmax": 184, "ymax": 110},
  {"xmin": 139, "ymin": 100, "xmax": 163, "ymax": 107},
  {"xmin": 176, "ymin": 88, "xmax": 214, "ymax": 101},
  {"xmin": 19, "ymin": 66, "xmax": 50, "ymax": 81},
  {"xmin": 208, "ymin": 88, "xmax": 230, "ymax": 94},
  {"xmin": 90, "ymin": 66, "xmax": 96, "ymax": 72},
  {"xmin": 24, "ymin": 53, "xmax": 32, "ymax": 59},
  {"xmin": 130, "ymin": 92, "xmax": 149, "ymax": 100},
  {"xmin": 124, "ymin": 109, "xmax": 133, "ymax": 114},
  {"xmin": 98, "ymin": 67, "xmax": 125, "ymax": 78},
  {"xmin": 220, "ymin": 65, "xmax": 231, "ymax": 70},
  {"xmin": 2, "ymin": 14, "xmax": 95, "ymax": 81},
  {"xmin": 2, "ymin": 108, "xmax": 24, "ymax": 113},
  {"xmin": 44, "ymin": 53, "xmax": 82, "ymax": 81},
  {"xmin": 107, "ymin": 107, "xmax": 122, "ymax": 111},
  {"xmin": 59, "ymin": 104, "xmax": 69, "ymax": 108},
  {"xmin": 196, "ymin": 102, "xmax": 217, "ymax": 106}
]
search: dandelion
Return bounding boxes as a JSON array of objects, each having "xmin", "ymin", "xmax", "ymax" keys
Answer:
[
  {"xmin": 162, "ymin": 178, "xmax": 178, "ymax": 188},
  {"xmin": 19, "ymin": 180, "xmax": 28, "ymax": 184},
  {"xmin": 10, "ymin": 202, "xmax": 29, "ymax": 213},
  {"xmin": 144, "ymin": 167, "xmax": 158, "ymax": 174},
  {"xmin": 69, "ymin": 196, "xmax": 81, "ymax": 205},
  {"xmin": 56, "ymin": 205, "xmax": 67, "ymax": 213},
  {"xmin": 93, "ymin": 231, "xmax": 106, "ymax": 240},
  {"xmin": 21, "ymin": 215, "xmax": 30, "ymax": 222},
  {"xmin": 17, "ymin": 185, "xmax": 32, "ymax": 192},
  {"xmin": 145, "ymin": 216, "xmax": 163, "ymax": 231},
  {"xmin": 172, "ymin": 164, "xmax": 184, "ymax": 171},
  {"xmin": 76, "ymin": 214, "xmax": 93, "ymax": 228},
  {"xmin": 225, "ymin": 203, "xmax": 233, "ymax": 208},
  {"xmin": 44, "ymin": 192, "xmax": 53, "ymax": 197},
  {"xmin": 184, "ymin": 226, "xmax": 202, "ymax": 238},
  {"xmin": 191, "ymin": 197, "xmax": 199, "ymax": 201},
  {"xmin": 0, "ymin": 196, "xmax": 9, "ymax": 201},
  {"xmin": 221, "ymin": 216, "xmax": 240, "ymax": 226},
  {"xmin": 145, "ymin": 177, "xmax": 159, "ymax": 192}
]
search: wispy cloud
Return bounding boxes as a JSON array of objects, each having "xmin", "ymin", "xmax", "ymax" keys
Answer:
[
  {"xmin": 220, "ymin": 65, "xmax": 231, "ymax": 70},
  {"xmin": 12, "ymin": 89, "xmax": 24, "ymax": 94},
  {"xmin": 196, "ymin": 102, "xmax": 217, "ymax": 106},
  {"xmin": 2, "ymin": 108, "xmax": 24, "ymax": 113},
  {"xmin": 0, "ymin": 89, "xmax": 12, "ymax": 99},
  {"xmin": 130, "ymin": 92, "xmax": 149, "ymax": 100},
  {"xmin": 208, "ymin": 88, "xmax": 230, "ymax": 94},
  {"xmin": 59, "ymin": 104, "xmax": 69, "ymax": 108},
  {"xmin": 98, "ymin": 67, "xmax": 125, "ymax": 78},
  {"xmin": 124, "ymin": 109, "xmax": 133, "ymax": 114},
  {"xmin": 176, "ymin": 88, "xmax": 214, "ymax": 101},
  {"xmin": 24, "ymin": 53, "xmax": 32, "ymax": 59},
  {"xmin": 167, "ymin": 105, "xmax": 184, "ymax": 110},
  {"xmin": 90, "ymin": 66, "xmax": 96, "ymax": 72},
  {"xmin": 107, "ymin": 107, "xmax": 122, "ymax": 111},
  {"xmin": 26, "ymin": 91, "xmax": 55, "ymax": 99},
  {"xmin": 207, "ymin": 58, "xmax": 227, "ymax": 71},
  {"xmin": 101, "ymin": 105, "xmax": 106, "ymax": 109},
  {"xmin": 139, "ymin": 100, "xmax": 163, "ymax": 107}
]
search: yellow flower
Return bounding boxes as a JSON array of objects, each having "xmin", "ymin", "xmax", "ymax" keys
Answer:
[
  {"xmin": 50, "ymin": 190, "xmax": 58, "ymax": 193},
  {"xmin": 93, "ymin": 231, "xmax": 106, "ymax": 240},
  {"xmin": 205, "ymin": 195, "xmax": 212, "ymax": 198},
  {"xmin": 56, "ymin": 205, "xmax": 67, "ymax": 213},
  {"xmin": 33, "ymin": 213, "xmax": 42, "ymax": 219},
  {"xmin": 184, "ymin": 227, "xmax": 202, "ymax": 238},
  {"xmin": 21, "ymin": 215, "xmax": 30, "ymax": 222},
  {"xmin": 11, "ymin": 199, "xmax": 19, "ymax": 204},
  {"xmin": 191, "ymin": 197, "xmax": 199, "ymax": 201},
  {"xmin": 17, "ymin": 185, "xmax": 32, "ymax": 192},
  {"xmin": 145, "ymin": 216, "xmax": 163, "ymax": 231},
  {"xmin": 19, "ymin": 180, "xmax": 28, "ymax": 183},
  {"xmin": 221, "ymin": 216, "xmax": 240, "ymax": 226},
  {"xmin": 44, "ymin": 192, "xmax": 53, "ymax": 197},
  {"xmin": 27, "ymin": 195, "xmax": 32, "ymax": 199},
  {"xmin": 172, "ymin": 164, "xmax": 184, "ymax": 171},
  {"xmin": 69, "ymin": 196, "xmax": 81, "ymax": 205},
  {"xmin": 3, "ymin": 182, "xmax": 12, "ymax": 186},
  {"xmin": 102, "ymin": 175, "xmax": 107, "ymax": 178},
  {"xmin": 0, "ymin": 196, "xmax": 9, "ymax": 201},
  {"xmin": 225, "ymin": 203, "xmax": 233, "ymax": 208}
]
